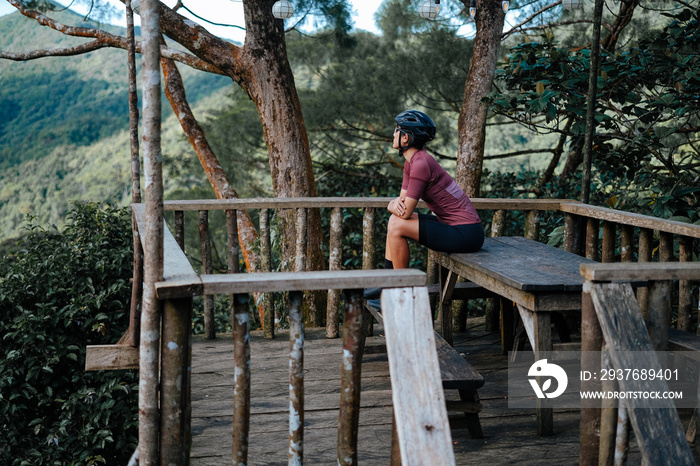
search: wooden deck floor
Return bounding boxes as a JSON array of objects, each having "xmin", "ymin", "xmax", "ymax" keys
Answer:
[{"xmin": 190, "ymin": 317, "xmax": 649, "ymax": 465}]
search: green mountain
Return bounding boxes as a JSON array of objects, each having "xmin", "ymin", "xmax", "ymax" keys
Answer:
[{"xmin": 0, "ymin": 7, "xmax": 232, "ymax": 241}]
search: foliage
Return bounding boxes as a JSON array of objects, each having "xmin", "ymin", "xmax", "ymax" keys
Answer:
[
  {"xmin": 488, "ymin": 8, "xmax": 700, "ymax": 221},
  {"xmin": 0, "ymin": 203, "xmax": 138, "ymax": 465}
]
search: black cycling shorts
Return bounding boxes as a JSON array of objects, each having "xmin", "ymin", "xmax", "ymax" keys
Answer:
[{"xmin": 418, "ymin": 213, "xmax": 484, "ymax": 254}]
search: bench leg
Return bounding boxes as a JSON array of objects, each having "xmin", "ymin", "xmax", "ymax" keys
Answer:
[
  {"xmin": 501, "ymin": 299, "xmax": 514, "ymax": 356},
  {"xmin": 517, "ymin": 304, "xmax": 554, "ymax": 436},
  {"xmin": 458, "ymin": 389, "xmax": 484, "ymax": 439},
  {"xmin": 439, "ymin": 267, "xmax": 457, "ymax": 346}
]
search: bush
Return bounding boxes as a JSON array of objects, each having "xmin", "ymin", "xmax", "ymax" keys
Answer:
[{"xmin": 0, "ymin": 203, "xmax": 138, "ymax": 465}]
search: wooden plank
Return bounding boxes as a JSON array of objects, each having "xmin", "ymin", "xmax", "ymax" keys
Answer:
[
  {"xmin": 580, "ymin": 262, "xmax": 700, "ymax": 282},
  {"xmin": 365, "ymin": 299, "xmax": 484, "ymax": 392},
  {"xmin": 133, "ymin": 203, "xmax": 200, "ymax": 284},
  {"xmin": 588, "ymin": 282, "xmax": 695, "ymax": 465},
  {"xmin": 668, "ymin": 328, "xmax": 700, "ymax": 357},
  {"xmin": 160, "ymin": 197, "xmax": 565, "ymax": 212},
  {"xmin": 85, "ymin": 344, "xmax": 139, "ymax": 371},
  {"xmin": 426, "ymin": 282, "xmax": 497, "ymax": 300},
  {"xmin": 560, "ymin": 202, "xmax": 700, "ymax": 239},
  {"xmin": 434, "ymin": 251, "xmax": 585, "ymax": 312},
  {"xmin": 381, "ymin": 287, "xmax": 456, "ymax": 466},
  {"xmin": 439, "ymin": 237, "xmax": 593, "ymax": 293},
  {"xmin": 199, "ymin": 269, "xmax": 425, "ymax": 296},
  {"xmin": 433, "ymin": 332, "xmax": 484, "ymax": 391}
]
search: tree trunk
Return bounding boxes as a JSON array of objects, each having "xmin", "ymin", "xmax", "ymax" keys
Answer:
[
  {"xmin": 158, "ymin": 2, "xmax": 326, "ymax": 322},
  {"xmin": 239, "ymin": 1, "xmax": 326, "ymax": 323},
  {"xmin": 456, "ymin": 0, "xmax": 505, "ymax": 197}
]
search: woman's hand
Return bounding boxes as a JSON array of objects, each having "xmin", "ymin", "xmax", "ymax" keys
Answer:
[{"xmin": 388, "ymin": 196, "xmax": 407, "ymax": 217}]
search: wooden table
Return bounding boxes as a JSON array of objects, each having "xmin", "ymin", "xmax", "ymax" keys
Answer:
[{"xmin": 435, "ymin": 236, "xmax": 595, "ymax": 436}]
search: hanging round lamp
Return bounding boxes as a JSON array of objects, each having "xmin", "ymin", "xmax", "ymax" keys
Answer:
[
  {"xmin": 419, "ymin": 0, "xmax": 440, "ymax": 19},
  {"xmin": 562, "ymin": 0, "xmax": 583, "ymax": 10},
  {"xmin": 272, "ymin": 0, "xmax": 294, "ymax": 19}
]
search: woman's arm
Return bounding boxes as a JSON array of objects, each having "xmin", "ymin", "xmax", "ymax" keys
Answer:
[{"xmin": 388, "ymin": 192, "xmax": 418, "ymax": 220}]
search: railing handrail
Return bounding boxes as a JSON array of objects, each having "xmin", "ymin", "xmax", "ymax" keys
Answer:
[
  {"xmin": 155, "ymin": 197, "xmax": 700, "ymax": 239},
  {"xmin": 159, "ymin": 197, "xmax": 565, "ymax": 211},
  {"xmin": 581, "ymin": 262, "xmax": 700, "ymax": 282},
  {"xmin": 560, "ymin": 201, "xmax": 700, "ymax": 239}
]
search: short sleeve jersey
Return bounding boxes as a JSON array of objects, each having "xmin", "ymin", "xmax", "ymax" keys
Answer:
[{"xmin": 401, "ymin": 150, "xmax": 481, "ymax": 225}]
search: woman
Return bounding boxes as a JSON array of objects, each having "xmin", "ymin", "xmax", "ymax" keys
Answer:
[{"xmin": 383, "ymin": 110, "xmax": 484, "ymax": 270}]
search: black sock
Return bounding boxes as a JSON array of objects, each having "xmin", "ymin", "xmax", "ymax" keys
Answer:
[{"xmin": 384, "ymin": 258, "xmax": 394, "ymax": 270}]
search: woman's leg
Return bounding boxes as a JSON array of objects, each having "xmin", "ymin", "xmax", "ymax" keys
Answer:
[{"xmin": 385, "ymin": 213, "xmax": 420, "ymax": 269}]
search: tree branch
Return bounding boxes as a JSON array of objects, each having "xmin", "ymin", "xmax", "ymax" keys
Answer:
[{"xmin": 3, "ymin": 0, "xmax": 224, "ymax": 74}]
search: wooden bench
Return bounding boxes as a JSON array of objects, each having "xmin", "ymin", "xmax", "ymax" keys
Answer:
[{"xmin": 365, "ymin": 294, "xmax": 485, "ymax": 439}]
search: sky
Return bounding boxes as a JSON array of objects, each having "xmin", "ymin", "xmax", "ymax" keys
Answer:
[{"xmin": 0, "ymin": 0, "xmax": 384, "ymax": 42}]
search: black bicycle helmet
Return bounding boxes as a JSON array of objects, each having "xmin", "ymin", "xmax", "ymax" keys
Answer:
[{"xmin": 395, "ymin": 110, "xmax": 436, "ymax": 155}]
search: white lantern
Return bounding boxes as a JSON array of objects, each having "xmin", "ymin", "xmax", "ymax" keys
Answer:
[
  {"xmin": 419, "ymin": 0, "xmax": 439, "ymax": 19},
  {"xmin": 272, "ymin": 0, "xmax": 294, "ymax": 19},
  {"xmin": 502, "ymin": 1, "xmax": 509, "ymax": 13},
  {"xmin": 562, "ymin": 0, "xmax": 583, "ymax": 10},
  {"xmin": 469, "ymin": 0, "xmax": 476, "ymax": 19}
]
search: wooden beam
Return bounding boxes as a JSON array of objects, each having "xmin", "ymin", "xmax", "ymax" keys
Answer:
[
  {"xmin": 561, "ymin": 202, "xmax": 700, "ymax": 239},
  {"xmin": 382, "ymin": 287, "xmax": 456, "ymax": 466},
  {"xmin": 158, "ymin": 197, "xmax": 566, "ymax": 212},
  {"xmin": 580, "ymin": 262, "xmax": 700, "ymax": 282},
  {"xmin": 155, "ymin": 269, "xmax": 426, "ymax": 299},
  {"xmin": 85, "ymin": 344, "xmax": 139, "ymax": 371},
  {"xmin": 588, "ymin": 282, "xmax": 695, "ymax": 465}
]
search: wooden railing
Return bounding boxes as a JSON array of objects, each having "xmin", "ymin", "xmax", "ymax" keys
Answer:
[
  {"xmin": 579, "ymin": 263, "xmax": 700, "ymax": 466},
  {"xmin": 88, "ymin": 197, "xmax": 700, "ymax": 464},
  {"xmin": 157, "ymin": 197, "xmax": 698, "ymax": 339}
]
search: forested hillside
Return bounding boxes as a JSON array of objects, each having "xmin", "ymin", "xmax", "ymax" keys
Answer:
[{"xmin": 0, "ymin": 7, "xmax": 231, "ymax": 242}]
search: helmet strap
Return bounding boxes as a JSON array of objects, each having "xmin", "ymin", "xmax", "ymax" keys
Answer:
[{"xmin": 397, "ymin": 130, "xmax": 413, "ymax": 158}]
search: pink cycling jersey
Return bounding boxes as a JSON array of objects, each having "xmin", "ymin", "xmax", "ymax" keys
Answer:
[{"xmin": 401, "ymin": 149, "xmax": 481, "ymax": 225}]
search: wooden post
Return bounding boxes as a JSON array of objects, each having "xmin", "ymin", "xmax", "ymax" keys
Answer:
[
  {"xmin": 139, "ymin": 0, "xmax": 163, "ymax": 461},
  {"xmin": 231, "ymin": 293, "xmax": 251, "ymax": 465},
  {"xmin": 500, "ymin": 298, "xmax": 514, "ymax": 356},
  {"xmin": 659, "ymin": 231, "xmax": 674, "ymax": 263},
  {"xmin": 175, "ymin": 210, "xmax": 185, "ymax": 250},
  {"xmin": 564, "ymin": 213, "xmax": 584, "ymax": 256},
  {"xmin": 327, "ymin": 207, "xmax": 342, "ymax": 338},
  {"xmin": 337, "ymin": 289, "xmax": 365, "ymax": 466},
  {"xmin": 647, "ymin": 280, "xmax": 671, "ymax": 351},
  {"xmin": 485, "ymin": 210, "xmax": 506, "ymax": 332},
  {"xmin": 637, "ymin": 228, "xmax": 652, "ymax": 317},
  {"xmin": 260, "ymin": 209, "xmax": 274, "ymax": 339},
  {"xmin": 615, "ymin": 404, "xmax": 630, "ymax": 465},
  {"xmin": 288, "ymin": 290, "xmax": 304, "ymax": 465},
  {"xmin": 620, "ymin": 224, "xmax": 634, "ymax": 263},
  {"xmin": 655, "ymin": 231, "xmax": 673, "ymax": 348},
  {"xmin": 362, "ymin": 207, "xmax": 375, "ymax": 337},
  {"xmin": 199, "ymin": 210, "xmax": 215, "ymax": 339},
  {"xmin": 390, "ymin": 414, "xmax": 401, "ymax": 466},
  {"xmin": 679, "ymin": 236, "xmax": 693, "ymax": 332},
  {"xmin": 580, "ymin": 284, "xmax": 603, "ymax": 466},
  {"xmin": 524, "ymin": 210, "xmax": 540, "ymax": 241},
  {"xmin": 296, "ymin": 208, "xmax": 307, "ymax": 273},
  {"xmin": 160, "ymin": 297, "xmax": 192, "ymax": 466},
  {"xmin": 599, "ymin": 347, "xmax": 617, "ymax": 466},
  {"xmin": 362, "ymin": 207, "xmax": 376, "ymax": 270},
  {"xmin": 226, "ymin": 210, "xmax": 239, "ymax": 274},
  {"xmin": 602, "ymin": 222, "xmax": 615, "ymax": 263},
  {"xmin": 427, "ymin": 250, "xmax": 439, "ymax": 322},
  {"xmin": 585, "ymin": 218, "xmax": 599, "ymax": 262},
  {"xmin": 129, "ymin": 219, "xmax": 143, "ymax": 347},
  {"xmin": 126, "ymin": 0, "xmax": 142, "ymax": 349}
]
